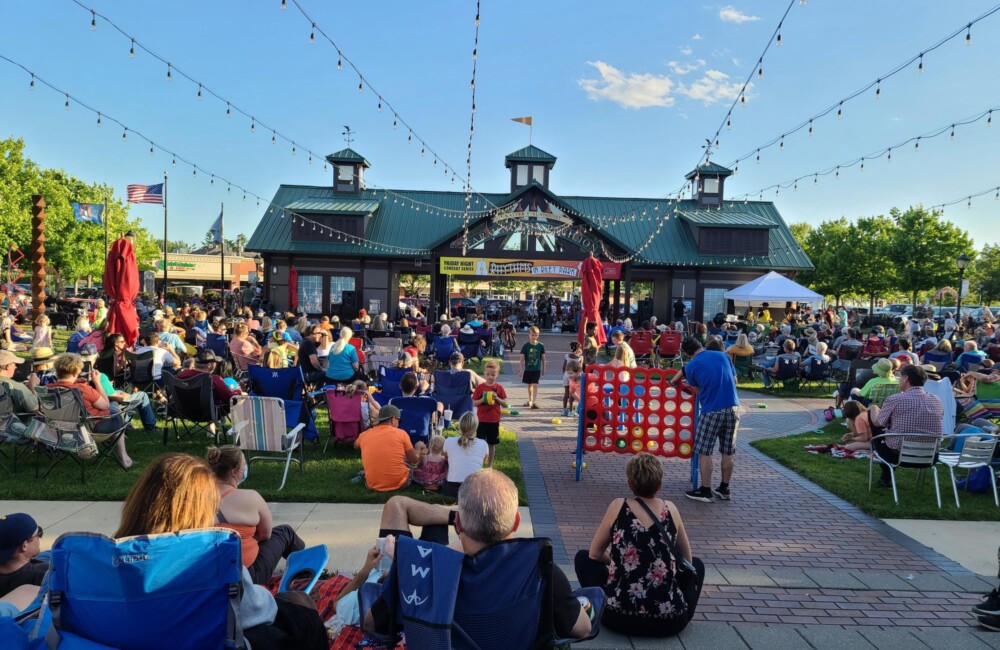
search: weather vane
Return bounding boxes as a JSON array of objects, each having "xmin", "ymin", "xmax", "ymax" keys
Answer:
[{"xmin": 342, "ymin": 125, "xmax": 355, "ymax": 147}]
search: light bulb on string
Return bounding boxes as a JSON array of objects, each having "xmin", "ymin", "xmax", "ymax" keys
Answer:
[
  {"xmin": 193, "ymin": 168, "xmax": 197, "ymax": 177},
  {"xmin": 308, "ymin": 154, "xmax": 312, "ymax": 165},
  {"xmin": 915, "ymin": 138, "xmax": 920, "ymax": 151},
  {"xmin": 292, "ymin": 144, "xmax": 296, "ymax": 156},
  {"xmin": 808, "ymin": 119, "xmax": 813, "ymax": 136},
  {"xmin": 210, "ymin": 175, "xmax": 214, "ymax": 185},
  {"xmin": 29, "ymin": 73, "xmax": 35, "ymax": 90},
  {"xmin": 358, "ymin": 80, "xmax": 363, "ymax": 94},
  {"xmin": 166, "ymin": 63, "xmax": 172, "ymax": 81},
  {"xmin": 755, "ymin": 150, "xmax": 760, "ymax": 164},
  {"xmin": 96, "ymin": 112, "xmax": 101, "ymax": 127},
  {"xmin": 280, "ymin": 0, "xmax": 286, "ymax": 8},
  {"xmin": 172, "ymin": 156, "xmax": 176, "ymax": 167},
  {"xmin": 776, "ymin": 29, "xmax": 782, "ymax": 46},
  {"xmin": 740, "ymin": 93, "xmax": 746, "ymax": 106},
  {"xmin": 968, "ymin": 197, "xmax": 972, "ymax": 208},
  {"xmin": 407, "ymin": 132, "xmax": 412, "ymax": 143},
  {"xmin": 950, "ymin": 125, "xmax": 955, "ymax": 139},
  {"xmin": 64, "ymin": 94, "xmax": 70, "ymax": 110},
  {"xmin": 966, "ymin": 25, "xmax": 972, "ymax": 45},
  {"xmin": 250, "ymin": 118, "xmax": 255, "ymax": 133},
  {"xmin": 337, "ymin": 54, "xmax": 342, "ymax": 71},
  {"xmin": 726, "ymin": 115, "xmax": 732, "ymax": 129},
  {"xmin": 272, "ymin": 131, "xmax": 276, "ymax": 145},
  {"xmin": 758, "ymin": 64, "xmax": 763, "ymax": 80},
  {"xmin": 124, "ymin": 130, "xmax": 131, "ymax": 142},
  {"xmin": 837, "ymin": 102, "xmax": 843, "ymax": 120},
  {"xmin": 989, "ymin": 111, "xmax": 993, "ymax": 127},
  {"xmin": 129, "ymin": 39, "xmax": 135, "ymax": 58},
  {"xmin": 917, "ymin": 54, "xmax": 924, "ymax": 74},
  {"xmin": 875, "ymin": 80, "xmax": 881, "ymax": 99},
  {"xmin": 860, "ymin": 158, "xmax": 865, "ymax": 172},
  {"xmin": 90, "ymin": 10, "xmax": 96, "ymax": 30},
  {"xmin": 779, "ymin": 137, "xmax": 784, "ymax": 151},
  {"xmin": 835, "ymin": 166, "xmax": 840, "ymax": 179},
  {"xmin": 377, "ymin": 98, "xmax": 382, "ymax": 111},
  {"xmin": 887, "ymin": 148, "xmax": 892, "ymax": 162},
  {"xmin": 420, "ymin": 147, "xmax": 425, "ymax": 157},
  {"xmin": 813, "ymin": 174, "xmax": 818, "ymax": 185},
  {"xmin": 226, "ymin": 102, "xmax": 231, "ymax": 118},
  {"xmin": 309, "ymin": 23, "xmax": 315, "ymax": 43},
  {"xmin": 392, "ymin": 115, "xmax": 398, "ymax": 129},
  {"xmin": 197, "ymin": 84, "xmax": 202, "ymax": 100}
]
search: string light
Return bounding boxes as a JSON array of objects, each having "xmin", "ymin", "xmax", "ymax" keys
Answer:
[
  {"xmin": 309, "ymin": 22, "xmax": 315, "ymax": 44},
  {"xmin": 96, "ymin": 112, "xmax": 101, "ymax": 127},
  {"xmin": 250, "ymin": 118, "xmax": 255, "ymax": 133},
  {"xmin": 129, "ymin": 38, "xmax": 134, "ymax": 58},
  {"xmin": 166, "ymin": 63, "xmax": 172, "ymax": 81},
  {"xmin": 64, "ymin": 93, "xmax": 70, "ymax": 110},
  {"xmin": 966, "ymin": 24, "xmax": 973, "ymax": 45},
  {"xmin": 197, "ymin": 84, "xmax": 202, "ymax": 100},
  {"xmin": 90, "ymin": 10, "xmax": 96, "ymax": 29},
  {"xmin": 875, "ymin": 79, "xmax": 881, "ymax": 99},
  {"xmin": 930, "ymin": 182, "xmax": 1000, "ymax": 212}
]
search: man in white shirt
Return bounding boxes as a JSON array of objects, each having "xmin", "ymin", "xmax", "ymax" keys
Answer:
[{"xmin": 135, "ymin": 332, "xmax": 180, "ymax": 381}]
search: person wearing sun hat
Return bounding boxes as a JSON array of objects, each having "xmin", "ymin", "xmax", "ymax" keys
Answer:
[
  {"xmin": 30, "ymin": 346, "xmax": 57, "ymax": 386},
  {"xmin": 851, "ymin": 357, "xmax": 898, "ymax": 403},
  {"xmin": 0, "ymin": 513, "xmax": 49, "ymax": 598}
]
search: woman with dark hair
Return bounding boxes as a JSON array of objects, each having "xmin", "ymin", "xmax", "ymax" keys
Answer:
[{"xmin": 115, "ymin": 453, "xmax": 326, "ymax": 649}]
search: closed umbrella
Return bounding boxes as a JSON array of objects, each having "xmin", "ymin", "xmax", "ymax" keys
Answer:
[
  {"xmin": 288, "ymin": 265, "xmax": 298, "ymax": 313},
  {"xmin": 102, "ymin": 237, "xmax": 139, "ymax": 347},
  {"xmin": 578, "ymin": 252, "xmax": 606, "ymax": 347}
]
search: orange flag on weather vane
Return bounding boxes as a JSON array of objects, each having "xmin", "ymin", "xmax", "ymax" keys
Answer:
[{"xmin": 511, "ymin": 116, "xmax": 533, "ymax": 143}]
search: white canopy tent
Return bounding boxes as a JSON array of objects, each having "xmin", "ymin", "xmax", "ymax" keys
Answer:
[{"xmin": 724, "ymin": 271, "xmax": 823, "ymax": 304}]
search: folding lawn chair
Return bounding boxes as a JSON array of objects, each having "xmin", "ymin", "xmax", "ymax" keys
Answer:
[
  {"xmin": 33, "ymin": 385, "xmax": 136, "ymax": 482},
  {"xmin": 229, "ymin": 395, "xmax": 304, "ymax": 491},
  {"xmin": 477, "ymin": 328, "xmax": 497, "ymax": 357},
  {"xmin": 21, "ymin": 528, "xmax": 245, "ymax": 650},
  {"xmin": 629, "ymin": 331, "xmax": 654, "ymax": 366},
  {"xmin": 433, "ymin": 370, "xmax": 474, "ymax": 421},
  {"xmin": 867, "ymin": 381, "xmax": 900, "ymax": 408},
  {"xmin": 368, "ymin": 337, "xmax": 402, "ymax": 378},
  {"xmin": 161, "ymin": 372, "xmax": 226, "ymax": 445},
  {"xmin": 123, "ymin": 349, "xmax": 157, "ymax": 396},
  {"xmin": 798, "ymin": 359, "xmax": 832, "ymax": 390},
  {"xmin": 390, "ymin": 395, "xmax": 438, "ymax": 445},
  {"xmin": 868, "ymin": 433, "xmax": 941, "ymax": 507},
  {"xmin": 206, "ymin": 332, "xmax": 231, "ymax": 361},
  {"xmin": 937, "ymin": 432, "xmax": 999, "ymax": 508},
  {"xmin": 359, "ymin": 536, "xmax": 604, "ymax": 649},
  {"xmin": 324, "ymin": 388, "xmax": 364, "ymax": 451},
  {"xmin": 656, "ymin": 331, "xmax": 682, "ymax": 368},
  {"xmin": 0, "ymin": 383, "xmax": 38, "ymax": 475},
  {"xmin": 964, "ymin": 381, "xmax": 1000, "ymax": 424},
  {"xmin": 247, "ymin": 365, "xmax": 319, "ymax": 442},
  {"xmin": 374, "ymin": 365, "xmax": 409, "ymax": 406},
  {"xmin": 732, "ymin": 354, "xmax": 754, "ymax": 382},
  {"xmin": 433, "ymin": 335, "xmax": 459, "ymax": 367},
  {"xmin": 765, "ymin": 357, "xmax": 800, "ymax": 390}
]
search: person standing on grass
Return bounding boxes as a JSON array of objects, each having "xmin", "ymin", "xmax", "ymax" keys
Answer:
[
  {"xmin": 680, "ymin": 338, "xmax": 740, "ymax": 503},
  {"xmin": 472, "ymin": 360, "xmax": 507, "ymax": 468},
  {"xmin": 520, "ymin": 326, "xmax": 546, "ymax": 409}
]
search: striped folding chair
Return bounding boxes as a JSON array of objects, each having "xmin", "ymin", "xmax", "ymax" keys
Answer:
[{"xmin": 229, "ymin": 395, "xmax": 305, "ymax": 491}]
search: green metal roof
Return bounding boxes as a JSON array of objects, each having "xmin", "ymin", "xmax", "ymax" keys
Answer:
[
  {"xmin": 246, "ymin": 184, "xmax": 812, "ymax": 270},
  {"xmin": 677, "ymin": 210, "xmax": 777, "ymax": 229},
  {"xmin": 504, "ymin": 145, "xmax": 557, "ymax": 167},
  {"xmin": 324, "ymin": 148, "xmax": 371, "ymax": 167},
  {"xmin": 684, "ymin": 162, "xmax": 734, "ymax": 179},
  {"xmin": 284, "ymin": 198, "xmax": 380, "ymax": 215}
]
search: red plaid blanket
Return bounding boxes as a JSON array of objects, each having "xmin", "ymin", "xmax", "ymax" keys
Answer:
[{"xmin": 265, "ymin": 575, "xmax": 366, "ymax": 650}]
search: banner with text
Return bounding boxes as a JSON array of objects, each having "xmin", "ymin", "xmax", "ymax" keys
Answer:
[{"xmin": 439, "ymin": 257, "xmax": 621, "ymax": 280}]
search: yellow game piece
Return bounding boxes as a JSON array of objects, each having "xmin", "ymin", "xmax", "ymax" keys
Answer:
[
  {"xmin": 572, "ymin": 461, "xmax": 587, "ymax": 469},
  {"xmin": 551, "ymin": 418, "xmax": 562, "ymax": 424}
]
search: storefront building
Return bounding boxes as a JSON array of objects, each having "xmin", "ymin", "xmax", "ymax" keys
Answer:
[{"xmin": 246, "ymin": 146, "xmax": 812, "ymax": 322}]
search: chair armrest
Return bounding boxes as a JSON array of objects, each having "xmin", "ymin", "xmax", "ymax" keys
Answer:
[{"xmin": 284, "ymin": 423, "xmax": 305, "ymax": 449}]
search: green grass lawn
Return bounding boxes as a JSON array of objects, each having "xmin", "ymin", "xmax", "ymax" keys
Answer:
[
  {"xmin": 736, "ymin": 377, "xmax": 835, "ymax": 399},
  {"xmin": 0, "ymin": 411, "xmax": 526, "ymax": 506},
  {"xmin": 752, "ymin": 421, "xmax": 1000, "ymax": 521}
]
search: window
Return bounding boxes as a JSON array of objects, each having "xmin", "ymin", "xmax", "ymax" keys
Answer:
[
  {"xmin": 516, "ymin": 165, "xmax": 528, "ymax": 186},
  {"xmin": 337, "ymin": 165, "xmax": 354, "ymax": 182},
  {"xmin": 702, "ymin": 178, "xmax": 719, "ymax": 193},
  {"xmin": 298, "ymin": 275, "xmax": 324, "ymax": 314},
  {"xmin": 698, "ymin": 228, "xmax": 769, "ymax": 256},
  {"xmin": 703, "ymin": 288, "xmax": 727, "ymax": 322},
  {"xmin": 533, "ymin": 165, "xmax": 546, "ymax": 184},
  {"xmin": 329, "ymin": 276, "xmax": 356, "ymax": 305}
]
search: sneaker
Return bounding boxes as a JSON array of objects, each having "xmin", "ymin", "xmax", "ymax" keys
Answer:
[
  {"xmin": 530, "ymin": 403, "xmax": 540, "ymax": 410},
  {"xmin": 684, "ymin": 487, "xmax": 714, "ymax": 503},
  {"xmin": 713, "ymin": 485, "xmax": 731, "ymax": 500},
  {"xmin": 977, "ymin": 613, "xmax": 1000, "ymax": 631},
  {"xmin": 973, "ymin": 589, "xmax": 1000, "ymax": 616}
]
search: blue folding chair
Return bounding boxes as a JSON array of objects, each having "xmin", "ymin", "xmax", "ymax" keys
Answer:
[
  {"xmin": 374, "ymin": 366, "xmax": 408, "ymax": 407},
  {"xmin": 206, "ymin": 333, "xmax": 230, "ymax": 361},
  {"xmin": 458, "ymin": 331, "xmax": 483, "ymax": 360},
  {"xmin": 247, "ymin": 365, "xmax": 318, "ymax": 441},
  {"xmin": 389, "ymin": 395, "xmax": 438, "ymax": 445},
  {"xmin": 360, "ymin": 536, "xmax": 604, "ymax": 649},
  {"xmin": 433, "ymin": 335, "xmax": 458, "ymax": 366},
  {"xmin": 29, "ymin": 528, "xmax": 244, "ymax": 650},
  {"xmin": 433, "ymin": 370, "xmax": 474, "ymax": 421},
  {"xmin": 279, "ymin": 545, "xmax": 329, "ymax": 595}
]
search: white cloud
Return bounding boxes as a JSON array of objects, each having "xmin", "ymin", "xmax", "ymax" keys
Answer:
[
  {"xmin": 678, "ymin": 70, "xmax": 747, "ymax": 105},
  {"xmin": 718, "ymin": 5, "xmax": 760, "ymax": 23},
  {"xmin": 732, "ymin": 57, "xmax": 742, "ymax": 67},
  {"xmin": 667, "ymin": 59, "xmax": 706, "ymax": 75},
  {"xmin": 692, "ymin": 33, "xmax": 703, "ymax": 41},
  {"xmin": 679, "ymin": 45, "xmax": 694, "ymax": 56},
  {"xmin": 578, "ymin": 61, "xmax": 675, "ymax": 109}
]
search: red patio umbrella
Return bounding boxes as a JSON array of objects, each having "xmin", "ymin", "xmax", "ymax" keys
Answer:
[
  {"xmin": 102, "ymin": 237, "xmax": 139, "ymax": 347},
  {"xmin": 288, "ymin": 265, "xmax": 298, "ymax": 312},
  {"xmin": 579, "ymin": 252, "xmax": 606, "ymax": 347}
]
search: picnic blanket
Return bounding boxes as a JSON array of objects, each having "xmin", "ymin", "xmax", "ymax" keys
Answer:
[
  {"xmin": 266, "ymin": 574, "xmax": 368, "ymax": 650},
  {"xmin": 804, "ymin": 443, "xmax": 870, "ymax": 459}
]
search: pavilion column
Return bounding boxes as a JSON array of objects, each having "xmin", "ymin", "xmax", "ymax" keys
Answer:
[{"xmin": 622, "ymin": 264, "xmax": 632, "ymax": 323}]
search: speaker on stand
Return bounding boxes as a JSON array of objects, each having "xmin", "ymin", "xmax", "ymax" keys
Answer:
[{"xmin": 341, "ymin": 290, "xmax": 357, "ymax": 320}]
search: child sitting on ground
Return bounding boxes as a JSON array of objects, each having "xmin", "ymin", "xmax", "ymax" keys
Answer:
[
  {"xmin": 562, "ymin": 341, "xmax": 583, "ymax": 416},
  {"xmin": 840, "ymin": 400, "xmax": 879, "ymax": 452},
  {"xmin": 30, "ymin": 314, "xmax": 52, "ymax": 352},
  {"xmin": 411, "ymin": 434, "xmax": 448, "ymax": 491}
]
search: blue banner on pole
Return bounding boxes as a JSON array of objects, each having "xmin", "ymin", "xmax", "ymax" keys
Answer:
[{"xmin": 72, "ymin": 202, "xmax": 105, "ymax": 225}]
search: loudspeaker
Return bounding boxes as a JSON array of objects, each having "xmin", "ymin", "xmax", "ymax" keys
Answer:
[
  {"xmin": 637, "ymin": 299, "xmax": 653, "ymax": 324},
  {"xmin": 341, "ymin": 290, "xmax": 357, "ymax": 315}
]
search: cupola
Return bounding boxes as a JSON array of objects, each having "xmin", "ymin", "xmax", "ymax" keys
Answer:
[
  {"xmin": 325, "ymin": 148, "xmax": 370, "ymax": 193},
  {"xmin": 504, "ymin": 145, "xmax": 557, "ymax": 192},
  {"xmin": 685, "ymin": 162, "xmax": 733, "ymax": 207}
]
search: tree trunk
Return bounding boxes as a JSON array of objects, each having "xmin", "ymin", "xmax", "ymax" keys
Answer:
[{"xmin": 911, "ymin": 289, "xmax": 918, "ymax": 314}]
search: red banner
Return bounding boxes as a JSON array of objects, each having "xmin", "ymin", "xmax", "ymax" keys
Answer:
[{"xmin": 601, "ymin": 262, "xmax": 622, "ymax": 280}]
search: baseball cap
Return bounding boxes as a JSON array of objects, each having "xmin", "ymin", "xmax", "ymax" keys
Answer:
[
  {"xmin": 195, "ymin": 348, "xmax": 222, "ymax": 364},
  {"xmin": 79, "ymin": 343, "xmax": 99, "ymax": 358},
  {"xmin": 376, "ymin": 404, "xmax": 401, "ymax": 423},
  {"xmin": 0, "ymin": 513, "xmax": 39, "ymax": 564},
  {"xmin": 0, "ymin": 350, "xmax": 25, "ymax": 367}
]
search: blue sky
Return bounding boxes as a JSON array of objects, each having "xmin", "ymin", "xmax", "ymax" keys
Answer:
[{"xmin": 1, "ymin": 0, "xmax": 998, "ymax": 247}]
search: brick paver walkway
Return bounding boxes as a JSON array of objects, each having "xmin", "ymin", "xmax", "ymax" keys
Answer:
[{"xmin": 495, "ymin": 333, "xmax": 998, "ymax": 648}]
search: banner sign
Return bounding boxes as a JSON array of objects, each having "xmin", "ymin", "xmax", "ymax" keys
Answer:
[{"xmin": 440, "ymin": 256, "xmax": 621, "ymax": 280}]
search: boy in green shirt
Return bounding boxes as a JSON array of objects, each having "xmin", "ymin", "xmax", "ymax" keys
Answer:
[{"xmin": 520, "ymin": 326, "xmax": 546, "ymax": 409}]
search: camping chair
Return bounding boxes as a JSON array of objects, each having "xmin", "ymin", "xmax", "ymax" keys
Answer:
[
  {"xmin": 732, "ymin": 354, "xmax": 754, "ymax": 382},
  {"xmin": 123, "ymin": 349, "xmax": 157, "ymax": 396},
  {"xmin": 229, "ymin": 395, "xmax": 304, "ymax": 491},
  {"xmin": 937, "ymin": 433, "xmax": 999, "ymax": 508},
  {"xmin": 458, "ymin": 330, "xmax": 484, "ymax": 360},
  {"xmin": 206, "ymin": 332, "xmax": 231, "ymax": 360},
  {"xmin": 630, "ymin": 331, "xmax": 654, "ymax": 366},
  {"xmin": 25, "ymin": 528, "xmax": 245, "ymax": 650},
  {"xmin": 0, "ymin": 383, "xmax": 37, "ymax": 474},
  {"xmin": 799, "ymin": 358, "xmax": 831, "ymax": 389},
  {"xmin": 964, "ymin": 380, "xmax": 1000, "ymax": 424},
  {"xmin": 433, "ymin": 370, "xmax": 474, "ymax": 421},
  {"xmin": 433, "ymin": 334, "xmax": 458, "ymax": 367},
  {"xmin": 359, "ymin": 536, "xmax": 604, "ymax": 649},
  {"xmin": 94, "ymin": 349, "xmax": 127, "ymax": 389},
  {"xmin": 389, "ymin": 395, "xmax": 438, "ymax": 444},
  {"xmin": 375, "ymin": 366, "xmax": 409, "ymax": 406},
  {"xmin": 247, "ymin": 365, "xmax": 319, "ymax": 442},
  {"xmin": 33, "ymin": 386, "xmax": 135, "ymax": 482},
  {"xmin": 832, "ymin": 344, "xmax": 861, "ymax": 377},
  {"xmin": 368, "ymin": 337, "xmax": 403, "ymax": 378},
  {"xmin": 324, "ymin": 388, "xmax": 364, "ymax": 451},
  {"xmin": 477, "ymin": 328, "xmax": 497, "ymax": 357},
  {"xmin": 868, "ymin": 433, "xmax": 942, "ymax": 507},
  {"xmin": 867, "ymin": 381, "xmax": 900, "ymax": 408},
  {"xmin": 349, "ymin": 336, "xmax": 367, "ymax": 368},
  {"xmin": 656, "ymin": 331, "xmax": 682, "ymax": 368},
  {"xmin": 161, "ymin": 372, "xmax": 226, "ymax": 445},
  {"xmin": 279, "ymin": 545, "xmax": 330, "ymax": 594},
  {"xmin": 765, "ymin": 358, "xmax": 799, "ymax": 390}
]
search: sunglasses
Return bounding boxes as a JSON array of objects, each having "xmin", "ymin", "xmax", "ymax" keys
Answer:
[{"xmin": 30, "ymin": 526, "xmax": 43, "ymax": 540}]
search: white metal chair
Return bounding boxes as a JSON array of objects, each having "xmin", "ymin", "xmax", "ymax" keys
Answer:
[
  {"xmin": 868, "ymin": 433, "xmax": 942, "ymax": 507},
  {"xmin": 228, "ymin": 395, "xmax": 304, "ymax": 491},
  {"xmin": 937, "ymin": 433, "xmax": 999, "ymax": 508}
]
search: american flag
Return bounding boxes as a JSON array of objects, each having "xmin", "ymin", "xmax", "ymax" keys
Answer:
[{"xmin": 126, "ymin": 183, "xmax": 164, "ymax": 204}]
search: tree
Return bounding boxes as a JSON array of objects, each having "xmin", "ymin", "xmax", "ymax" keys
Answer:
[
  {"xmin": 399, "ymin": 273, "xmax": 430, "ymax": 297},
  {"xmin": 969, "ymin": 243, "xmax": 1000, "ymax": 305},
  {"xmin": 158, "ymin": 239, "xmax": 193, "ymax": 253},
  {"xmin": 798, "ymin": 218, "xmax": 854, "ymax": 303},
  {"xmin": 844, "ymin": 216, "xmax": 897, "ymax": 314},
  {"xmin": 887, "ymin": 206, "xmax": 975, "ymax": 311}
]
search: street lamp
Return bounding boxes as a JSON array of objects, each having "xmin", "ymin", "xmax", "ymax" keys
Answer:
[
  {"xmin": 956, "ymin": 253, "xmax": 971, "ymax": 320},
  {"xmin": 124, "ymin": 230, "xmax": 136, "ymax": 244}
]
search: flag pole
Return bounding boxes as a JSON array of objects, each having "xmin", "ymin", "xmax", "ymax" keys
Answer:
[
  {"xmin": 162, "ymin": 171, "xmax": 169, "ymax": 304},
  {"xmin": 220, "ymin": 202, "xmax": 225, "ymax": 298},
  {"xmin": 103, "ymin": 192, "xmax": 109, "ymax": 262}
]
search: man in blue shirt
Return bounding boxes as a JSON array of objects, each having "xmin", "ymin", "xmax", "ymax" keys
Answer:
[
  {"xmin": 678, "ymin": 338, "xmax": 740, "ymax": 503},
  {"xmin": 956, "ymin": 340, "xmax": 988, "ymax": 373}
]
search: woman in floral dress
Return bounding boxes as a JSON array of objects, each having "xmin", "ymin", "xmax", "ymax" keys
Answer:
[{"xmin": 575, "ymin": 453, "xmax": 705, "ymax": 636}]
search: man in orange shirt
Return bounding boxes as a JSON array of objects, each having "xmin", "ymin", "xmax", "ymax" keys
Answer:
[{"xmin": 354, "ymin": 405, "xmax": 424, "ymax": 491}]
